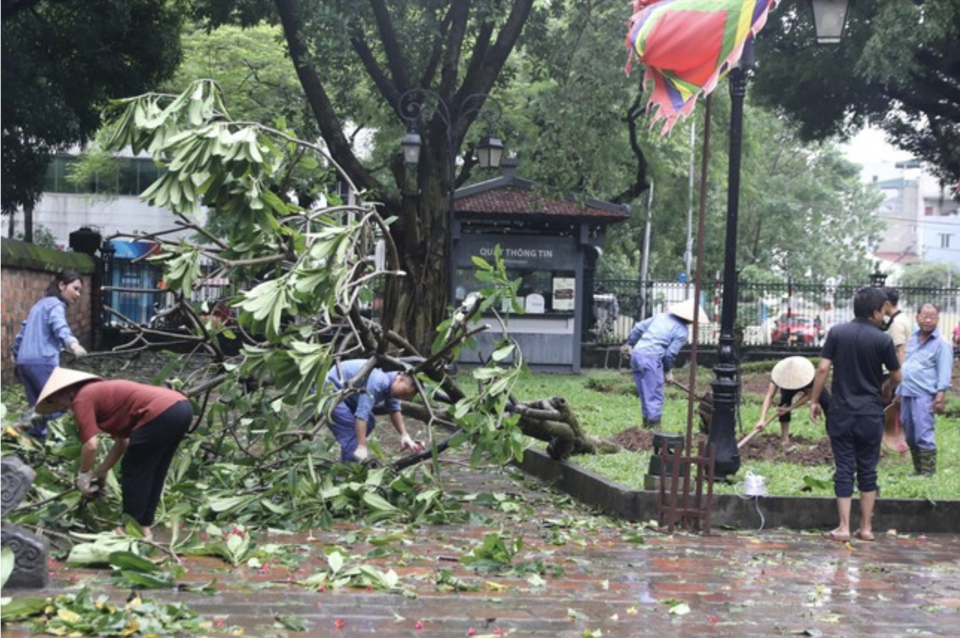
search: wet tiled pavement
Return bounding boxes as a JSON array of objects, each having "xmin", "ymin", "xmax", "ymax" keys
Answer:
[{"xmin": 3, "ymin": 460, "xmax": 959, "ymax": 637}]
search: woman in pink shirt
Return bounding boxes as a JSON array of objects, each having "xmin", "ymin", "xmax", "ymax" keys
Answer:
[{"xmin": 36, "ymin": 367, "xmax": 193, "ymax": 539}]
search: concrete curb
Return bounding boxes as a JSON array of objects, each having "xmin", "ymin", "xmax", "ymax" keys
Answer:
[{"xmin": 519, "ymin": 448, "xmax": 960, "ymax": 533}]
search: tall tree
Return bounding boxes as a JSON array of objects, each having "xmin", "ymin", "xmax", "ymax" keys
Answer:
[
  {"xmin": 898, "ymin": 261, "xmax": 960, "ymax": 290},
  {"xmin": 751, "ymin": 0, "xmax": 960, "ymax": 192},
  {"xmin": 1, "ymin": 0, "xmax": 184, "ymax": 239},
  {"xmin": 504, "ymin": 0, "xmax": 652, "ymax": 202},
  {"xmin": 168, "ymin": 23, "xmax": 314, "ymax": 134},
  {"xmin": 735, "ymin": 106, "xmax": 885, "ymax": 283},
  {"xmin": 192, "ymin": 1, "xmax": 542, "ymax": 349}
]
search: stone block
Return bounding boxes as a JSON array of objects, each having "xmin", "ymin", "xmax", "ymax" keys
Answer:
[
  {"xmin": 1, "ymin": 456, "xmax": 36, "ymax": 518},
  {"xmin": 1, "ymin": 523, "xmax": 50, "ymax": 588},
  {"xmin": 1, "ymin": 456, "xmax": 50, "ymax": 589}
]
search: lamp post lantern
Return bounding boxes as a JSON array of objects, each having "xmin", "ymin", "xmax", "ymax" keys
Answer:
[
  {"xmin": 810, "ymin": 0, "xmax": 851, "ymax": 45},
  {"xmin": 401, "ymin": 130, "xmax": 423, "ymax": 165},
  {"xmin": 870, "ymin": 264, "xmax": 888, "ymax": 288},
  {"xmin": 398, "ymin": 89, "xmax": 504, "ymax": 306},
  {"xmin": 476, "ymin": 134, "xmax": 504, "ymax": 170}
]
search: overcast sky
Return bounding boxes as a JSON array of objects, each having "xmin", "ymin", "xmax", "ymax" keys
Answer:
[{"xmin": 842, "ymin": 127, "xmax": 913, "ymax": 182}]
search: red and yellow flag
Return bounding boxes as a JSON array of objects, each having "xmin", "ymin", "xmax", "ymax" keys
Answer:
[{"xmin": 626, "ymin": 0, "xmax": 779, "ymax": 134}]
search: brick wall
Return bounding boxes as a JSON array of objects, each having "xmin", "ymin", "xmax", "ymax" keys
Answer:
[{"xmin": 1, "ymin": 238, "xmax": 96, "ymax": 384}]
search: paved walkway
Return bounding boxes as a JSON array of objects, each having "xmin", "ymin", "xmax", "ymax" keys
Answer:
[{"xmin": 4, "ymin": 460, "xmax": 959, "ymax": 637}]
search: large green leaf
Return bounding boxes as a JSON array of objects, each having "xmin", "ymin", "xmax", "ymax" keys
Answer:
[
  {"xmin": 1, "ymin": 546, "xmax": 14, "ymax": 587},
  {"xmin": 362, "ymin": 492, "xmax": 399, "ymax": 513},
  {"xmin": 0, "ymin": 596, "xmax": 48, "ymax": 621},
  {"xmin": 109, "ymin": 551, "xmax": 160, "ymax": 573},
  {"xmin": 67, "ymin": 536, "xmax": 138, "ymax": 567},
  {"xmin": 118, "ymin": 570, "xmax": 175, "ymax": 589}
]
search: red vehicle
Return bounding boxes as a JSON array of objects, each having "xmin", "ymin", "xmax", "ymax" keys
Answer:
[{"xmin": 771, "ymin": 313, "xmax": 822, "ymax": 346}]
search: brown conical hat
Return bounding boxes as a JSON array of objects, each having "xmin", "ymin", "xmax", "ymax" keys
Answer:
[
  {"xmin": 770, "ymin": 356, "xmax": 815, "ymax": 391},
  {"xmin": 668, "ymin": 298, "xmax": 710, "ymax": 324},
  {"xmin": 35, "ymin": 367, "xmax": 101, "ymax": 414}
]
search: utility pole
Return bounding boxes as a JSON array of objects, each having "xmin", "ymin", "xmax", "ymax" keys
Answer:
[{"xmin": 639, "ymin": 181, "xmax": 654, "ymax": 319}]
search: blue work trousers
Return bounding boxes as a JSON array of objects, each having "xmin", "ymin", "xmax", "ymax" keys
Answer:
[
  {"xmin": 15, "ymin": 362, "xmax": 61, "ymax": 437},
  {"xmin": 327, "ymin": 402, "xmax": 377, "ymax": 462},
  {"xmin": 900, "ymin": 395, "xmax": 937, "ymax": 451},
  {"xmin": 630, "ymin": 352, "xmax": 665, "ymax": 422}
]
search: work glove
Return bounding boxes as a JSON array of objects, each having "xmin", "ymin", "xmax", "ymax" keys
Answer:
[
  {"xmin": 353, "ymin": 446, "xmax": 381, "ymax": 468},
  {"xmin": 76, "ymin": 471, "xmax": 102, "ymax": 499},
  {"xmin": 400, "ymin": 435, "xmax": 424, "ymax": 453},
  {"xmin": 665, "ymin": 370, "xmax": 676, "ymax": 383},
  {"xmin": 67, "ymin": 339, "xmax": 87, "ymax": 357},
  {"xmin": 619, "ymin": 344, "xmax": 632, "ymax": 359}
]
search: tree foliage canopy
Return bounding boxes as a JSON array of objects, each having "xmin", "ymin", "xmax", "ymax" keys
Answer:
[
  {"xmin": 1, "ymin": 0, "xmax": 184, "ymax": 215},
  {"xmin": 752, "ymin": 0, "xmax": 960, "ymax": 191},
  {"xmin": 897, "ymin": 261, "xmax": 960, "ymax": 290}
]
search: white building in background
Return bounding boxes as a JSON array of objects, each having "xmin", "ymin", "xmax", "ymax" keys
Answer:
[
  {"xmin": 868, "ymin": 159, "xmax": 960, "ymax": 278},
  {"xmin": 1, "ymin": 149, "xmax": 201, "ymax": 249}
]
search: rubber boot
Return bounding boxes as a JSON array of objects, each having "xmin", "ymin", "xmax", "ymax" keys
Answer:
[
  {"xmin": 919, "ymin": 449, "xmax": 937, "ymax": 476},
  {"xmin": 643, "ymin": 417, "xmax": 661, "ymax": 430},
  {"xmin": 910, "ymin": 446, "xmax": 922, "ymax": 474}
]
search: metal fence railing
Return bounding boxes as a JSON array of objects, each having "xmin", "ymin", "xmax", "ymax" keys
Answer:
[{"xmin": 588, "ymin": 277, "xmax": 960, "ymax": 348}]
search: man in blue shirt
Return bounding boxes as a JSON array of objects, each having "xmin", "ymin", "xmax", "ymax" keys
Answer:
[
  {"xmin": 896, "ymin": 302, "xmax": 953, "ymax": 476},
  {"xmin": 810, "ymin": 286, "xmax": 900, "ymax": 542},
  {"xmin": 622, "ymin": 298, "xmax": 707, "ymax": 429},
  {"xmin": 324, "ymin": 360, "xmax": 423, "ymax": 462}
]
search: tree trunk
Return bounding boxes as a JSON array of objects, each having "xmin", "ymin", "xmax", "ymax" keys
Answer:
[
  {"xmin": 384, "ymin": 144, "xmax": 452, "ymax": 352},
  {"xmin": 401, "ymin": 397, "xmax": 620, "ymax": 462},
  {"xmin": 23, "ymin": 203, "xmax": 33, "ymax": 244}
]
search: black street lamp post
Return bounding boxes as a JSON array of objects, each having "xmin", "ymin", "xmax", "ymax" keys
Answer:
[
  {"xmin": 709, "ymin": 1, "xmax": 851, "ymax": 477},
  {"xmin": 399, "ymin": 89, "xmax": 504, "ymax": 305},
  {"xmin": 708, "ymin": 39, "xmax": 755, "ymax": 478}
]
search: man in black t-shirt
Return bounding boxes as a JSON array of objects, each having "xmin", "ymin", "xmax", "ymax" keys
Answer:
[{"xmin": 810, "ymin": 286, "xmax": 901, "ymax": 543}]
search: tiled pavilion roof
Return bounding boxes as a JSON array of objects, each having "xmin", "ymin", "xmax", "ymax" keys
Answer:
[{"xmin": 453, "ymin": 158, "xmax": 630, "ymax": 224}]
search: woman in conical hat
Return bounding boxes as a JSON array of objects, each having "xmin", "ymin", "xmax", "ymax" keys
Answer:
[
  {"xmin": 37, "ymin": 367, "xmax": 193, "ymax": 540},
  {"xmin": 755, "ymin": 356, "xmax": 831, "ymax": 445}
]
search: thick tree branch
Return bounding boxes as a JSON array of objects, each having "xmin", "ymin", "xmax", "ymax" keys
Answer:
[
  {"xmin": 350, "ymin": 28, "xmax": 400, "ymax": 110},
  {"xmin": 614, "ymin": 90, "xmax": 650, "ymax": 204},
  {"xmin": 273, "ymin": 0, "xmax": 382, "ymax": 196},
  {"xmin": 368, "ymin": 0, "xmax": 410, "ymax": 94},
  {"xmin": 459, "ymin": 0, "xmax": 534, "ymax": 98},
  {"xmin": 438, "ymin": 1, "xmax": 471, "ymax": 103}
]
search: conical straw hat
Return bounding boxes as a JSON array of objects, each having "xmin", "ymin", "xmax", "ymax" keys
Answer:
[
  {"xmin": 668, "ymin": 298, "xmax": 710, "ymax": 324},
  {"xmin": 770, "ymin": 356, "xmax": 815, "ymax": 391},
  {"xmin": 35, "ymin": 367, "xmax": 101, "ymax": 414}
]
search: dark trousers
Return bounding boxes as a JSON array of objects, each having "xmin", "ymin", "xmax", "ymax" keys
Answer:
[
  {"xmin": 16, "ymin": 362, "xmax": 62, "ymax": 437},
  {"xmin": 121, "ymin": 401, "xmax": 193, "ymax": 526},
  {"xmin": 827, "ymin": 410, "xmax": 882, "ymax": 498}
]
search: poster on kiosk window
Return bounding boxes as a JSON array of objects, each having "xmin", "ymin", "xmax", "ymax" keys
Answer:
[{"xmin": 552, "ymin": 277, "xmax": 576, "ymax": 311}]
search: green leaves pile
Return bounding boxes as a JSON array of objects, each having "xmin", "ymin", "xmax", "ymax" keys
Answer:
[{"xmin": 1, "ymin": 587, "xmax": 204, "ymax": 637}]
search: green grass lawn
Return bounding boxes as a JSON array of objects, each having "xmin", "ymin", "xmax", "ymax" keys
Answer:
[
  {"xmin": 512, "ymin": 367, "xmax": 960, "ymax": 501},
  {"xmin": 4, "ymin": 360, "xmax": 954, "ymax": 501}
]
